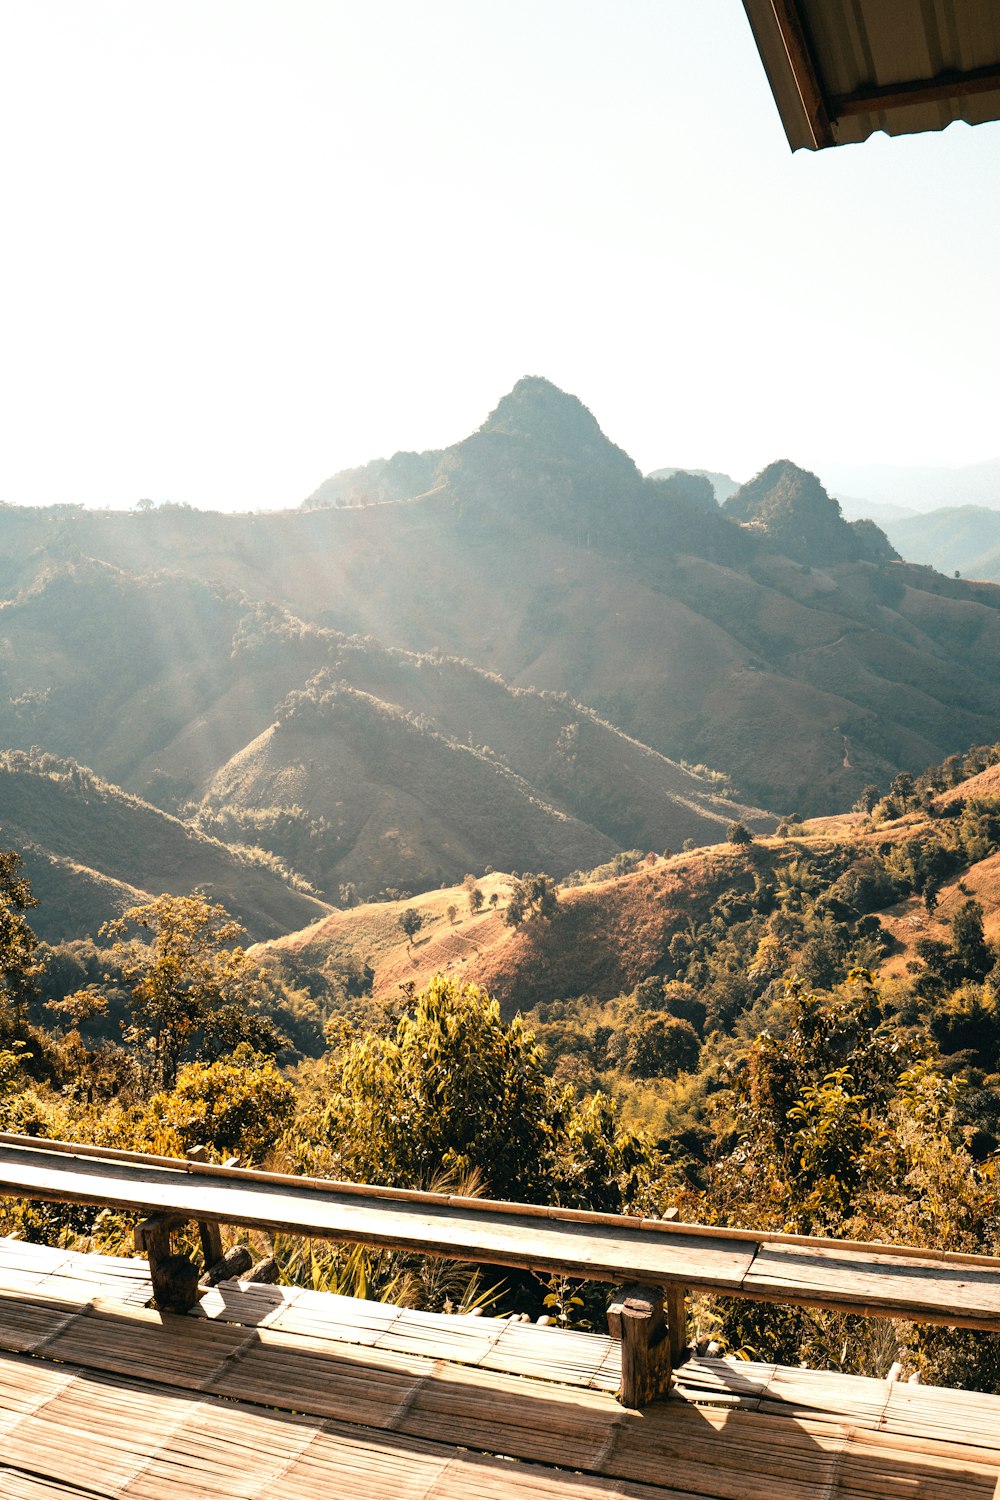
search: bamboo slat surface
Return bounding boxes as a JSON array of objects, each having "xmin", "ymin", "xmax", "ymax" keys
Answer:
[
  {"xmin": 197, "ymin": 1281, "xmax": 625, "ymax": 1390},
  {"xmin": 0, "ymin": 1237, "xmax": 621, "ymax": 1392},
  {"xmin": 0, "ymin": 1353, "xmax": 667, "ymax": 1500},
  {"xmin": 0, "ymin": 1342, "xmax": 997, "ymax": 1500},
  {"xmin": 2, "ymin": 1134, "xmax": 1000, "ymax": 1328},
  {"xmin": 0, "ymin": 1239, "xmax": 997, "ymax": 1498}
]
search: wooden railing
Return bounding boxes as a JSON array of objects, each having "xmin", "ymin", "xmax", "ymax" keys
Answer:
[{"xmin": 0, "ymin": 1132, "xmax": 998, "ymax": 1407}]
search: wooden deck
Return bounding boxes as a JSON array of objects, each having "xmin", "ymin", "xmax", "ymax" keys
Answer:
[{"xmin": 0, "ymin": 1237, "xmax": 997, "ymax": 1498}]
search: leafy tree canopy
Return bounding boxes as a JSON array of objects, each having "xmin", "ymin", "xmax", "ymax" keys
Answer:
[
  {"xmin": 399, "ymin": 908, "xmax": 424, "ymax": 943},
  {"xmin": 504, "ymin": 872, "xmax": 558, "ymax": 927},
  {"xmin": 102, "ymin": 894, "xmax": 279, "ymax": 1091},
  {"xmin": 155, "ymin": 1045, "xmax": 296, "ymax": 1164},
  {"xmin": 320, "ymin": 975, "xmax": 654, "ymax": 1212},
  {"xmin": 0, "ymin": 850, "xmax": 41, "ymax": 1025}
]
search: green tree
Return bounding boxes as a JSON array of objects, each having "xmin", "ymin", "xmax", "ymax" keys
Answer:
[
  {"xmin": 774, "ymin": 858, "xmax": 819, "ymax": 913},
  {"xmin": 155, "ymin": 1045, "xmax": 296, "ymax": 1164},
  {"xmin": 0, "ymin": 851, "xmax": 42, "ymax": 1026},
  {"xmin": 951, "ymin": 898, "xmax": 995, "ymax": 982},
  {"xmin": 930, "ymin": 982, "xmax": 1000, "ymax": 1079},
  {"xmin": 890, "ymin": 771, "xmax": 916, "ymax": 806},
  {"xmin": 726, "ymin": 822, "xmax": 753, "ymax": 847},
  {"xmin": 323, "ymin": 976, "xmax": 554, "ymax": 1199},
  {"xmin": 463, "ymin": 874, "xmax": 484, "ymax": 914},
  {"xmin": 321, "ymin": 976, "xmax": 654, "ymax": 1211},
  {"xmin": 547, "ymin": 1091, "xmax": 654, "ymax": 1213},
  {"xmin": 504, "ymin": 873, "xmax": 558, "ymax": 928},
  {"xmin": 607, "ymin": 1013, "xmax": 701, "ymax": 1078},
  {"xmin": 917, "ymin": 898, "xmax": 997, "ymax": 1000},
  {"xmin": 399, "ymin": 908, "xmax": 424, "ymax": 944},
  {"xmin": 713, "ymin": 970, "xmax": 918, "ymax": 1233},
  {"xmin": 103, "ymin": 895, "xmax": 276, "ymax": 1091},
  {"xmin": 853, "ymin": 784, "xmax": 881, "ymax": 815}
]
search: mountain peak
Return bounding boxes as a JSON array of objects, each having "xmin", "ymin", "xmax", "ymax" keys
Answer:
[
  {"xmin": 724, "ymin": 459, "xmax": 896, "ymax": 566},
  {"xmin": 478, "ymin": 377, "xmax": 637, "ymax": 473},
  {"xmin": 725, "ymin": 460, "xmax": 835, "ymax": 521}
]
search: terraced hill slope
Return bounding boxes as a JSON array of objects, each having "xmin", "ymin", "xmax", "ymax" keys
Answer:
[{"xmin": 255, "ymin": 757, "xmax": 1000, "ymax": 1027}]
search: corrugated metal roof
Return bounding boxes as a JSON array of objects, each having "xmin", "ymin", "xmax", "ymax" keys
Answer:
[{"xmin": 743, "ymin": 0, "xmax": 1000, "ymax": 150}]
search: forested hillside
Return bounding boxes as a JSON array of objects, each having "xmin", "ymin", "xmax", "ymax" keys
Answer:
[
  {"xmin": 2, "ymin": 740, "xmax": 1000, "ymax": 1388},
  {"xmin": 0, "ymin": 750, "xmax": 329, "ymax": 942},
  {"xmin": 0, "ymin": 563, "xmax": 773, "ymax": 912}
]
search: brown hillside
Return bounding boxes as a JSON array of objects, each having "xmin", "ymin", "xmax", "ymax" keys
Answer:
[
  {"xmin": 467, "ymin": 859, "xmax": 724, "ymax": 1015},
  {"xmin": 0, "ymin": 563, "xmax": 775, "ymax": 908},
  {"xmin": 255, "ymin": 851, "xmax": 746, "ymax": 1018},
  {"xmin": 256, "ymin": 780, "xmax": 1000, "ymax": 1022},
  {"xmin": 935, "ymin": 762, "xmax": 1000, "ymax": 813},
  {"xmin": 875, "ymin": 850, "xmax": 1000, "ymax": 982},
  {"xmin": 203, "ymin": 695, "xmax": 617, "ymax": 898}
]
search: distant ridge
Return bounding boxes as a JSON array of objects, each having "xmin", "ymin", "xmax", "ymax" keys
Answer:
[
  {"xmin": 876, "ymin": 505, "xmax": 1000, "ymax": 583},
  {"xmin": 0, "ymin": 751, "xmax": 330, "ymax": 942},
  {"xmin": 821, "ymin": 456, "xmax": 1000, "ymax": 513},
  {"xmin": 647, "ymin": 467, "xmax": 740, "ymax": 503}
]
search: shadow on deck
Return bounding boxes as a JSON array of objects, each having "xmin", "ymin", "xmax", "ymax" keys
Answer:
[{"xmin": 0, "ymin": 1238, "xmax": 996, "ymax": 1498}]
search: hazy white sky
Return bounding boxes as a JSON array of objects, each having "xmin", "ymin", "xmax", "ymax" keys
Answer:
[{"xmin": 2, "ymin": 0, "xmax": 999, "ymax": 511}]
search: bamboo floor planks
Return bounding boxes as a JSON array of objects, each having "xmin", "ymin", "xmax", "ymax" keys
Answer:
[
  {"xmin": 197, "ymin": 1280, "xmax": 625, "ymax": 1389},
  {"xmin": 0, "ymin": 1345, "xmax": 996, "ymax": 1500},
  {"xmin": 0, "ymin": 1237, "xmax": 621, "ymax": 1392},
  {"xmin": 0, "ymin": 1240, "xmax": 997, "ymax": 1497}
]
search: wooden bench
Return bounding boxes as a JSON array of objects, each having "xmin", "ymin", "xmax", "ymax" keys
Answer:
[{"xmin": 0, "ymin": 1131, "xmax": 998, "ymax": 1407}]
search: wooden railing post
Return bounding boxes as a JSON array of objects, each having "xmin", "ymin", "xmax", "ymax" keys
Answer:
[
  {"xmin": 608, "ymin": 1284, "xmax": 673, "ymax": 1408},
  {"xmin": 665, "ymin": 1283, "xmax": 688, "ymax": 1367},
  {"xmin": 135, "ymin": 1212, "xmax": 200, "ymax": 1313},
  {"xmin": 186, "ymin": 1146, "xmax": 224, "ymax": 1269}
]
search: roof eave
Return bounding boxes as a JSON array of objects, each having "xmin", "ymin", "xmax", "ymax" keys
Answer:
[
  {"xmin": 742, "ymin": 0, "xmax": 835, "ymax": 151},
  {"xmin": 742, "ymin": 0, "xmax": 1000, "ymax": 152}
]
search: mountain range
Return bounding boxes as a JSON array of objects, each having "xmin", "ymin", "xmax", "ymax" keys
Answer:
[
  {"xmin": 874, "ymin": 506, "xmax": 1000, "ymax": 583},
  {"xmin": 820, "ymin": 457, "xmax": 1000, "ymax": 513},
  {"xmin": 4, "ymin": 376, "xmax": 1000, "ymax": 939}
]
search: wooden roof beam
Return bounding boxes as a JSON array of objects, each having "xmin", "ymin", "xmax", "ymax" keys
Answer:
[{"xmin": 834, "ymin": 62, "xmax": 1000, "ymax": 117}]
